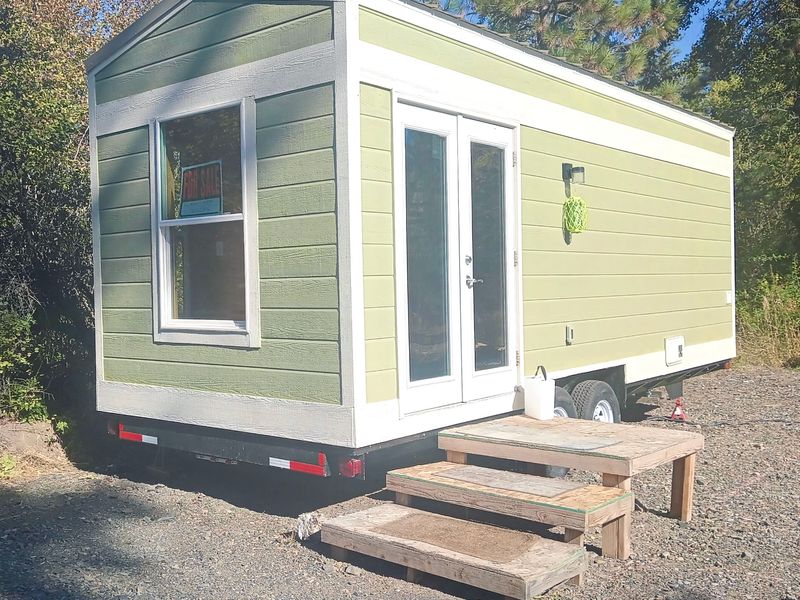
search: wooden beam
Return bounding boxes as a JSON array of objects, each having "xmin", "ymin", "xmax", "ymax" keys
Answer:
[
  {"xmin": 446, "ymin": 450, "xmax": 468, "ymax": 464},
  {"xmin": 601, "ymin": 473, "xmax": 631, "ymax": 560},
  {"xmin": 395, "ymin": 492, "xmax": 411, "ymax": 506},
  {"xmin": 563, "ymin": 528, "xmax": 585, "ymax": 586},
  {"xmin": 330, "ymin": 546, "xmax": 349, "ymax": 562},
  {"xmin": 669, "ymin": 453, "xmax": 696, "ymax": 522}
]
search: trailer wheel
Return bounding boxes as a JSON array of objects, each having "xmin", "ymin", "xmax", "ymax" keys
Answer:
[
  {"xmin": 572, "ymin": 380, "xmax": 621, "ymax": 423},
  {"xmin": 553, "ymin": 386, "xmax": 577, "ymax": 418}
]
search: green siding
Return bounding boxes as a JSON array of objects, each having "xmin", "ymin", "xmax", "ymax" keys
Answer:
[
  {"xmin": 96, "ymin": 83, "xmax": 341, "ymax": 403},
  {"xmin": 359, "ymin": 7, "xmax": 729, "ymax": 156},
  {"xmin": 360, "ymin": 84, "xmax": 398, "ymax": 403},
  {"xmin": 96, "ymin": 2, "xmax": 333, "ymax": 104},
  {"xmin": 521, "ymin": 126, "xmax": 733, "ymax": 375}
]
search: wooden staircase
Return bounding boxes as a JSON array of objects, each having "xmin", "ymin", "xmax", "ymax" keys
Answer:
[{"xmin": 322, "ymin": 421, "xmax": 638, "ymax": 599}]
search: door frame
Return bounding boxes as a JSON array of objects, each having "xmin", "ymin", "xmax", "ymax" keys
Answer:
[{"xmin": 392, "ymin": 99, "xmax": 522, "ymax": 416}]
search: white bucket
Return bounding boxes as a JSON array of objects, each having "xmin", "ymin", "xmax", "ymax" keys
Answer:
[{"xmin": 523, "ymin": 366, "xmax": 555, "ymax": 420}]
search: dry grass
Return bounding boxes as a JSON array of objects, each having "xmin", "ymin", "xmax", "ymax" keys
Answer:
[{"xmin": 736, "ymin": 269, "xmax": 800, "ymax": 367}]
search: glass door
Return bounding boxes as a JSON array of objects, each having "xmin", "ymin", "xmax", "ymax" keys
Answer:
[
  {"xmin": 395, "ymin": 105, "xmax": 462, "ymax": 413},
  {"xmin": 458, "ymin": 118, "xmax": 517, "ymax": 401},
  {"xmin": 395, "ymin": 105, "xmax": 516, "ymax": 413}
]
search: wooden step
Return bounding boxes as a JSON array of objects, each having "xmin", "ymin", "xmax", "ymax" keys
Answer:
[
  {"xmin": 322, "ymin": 504, "xmax": 587, "ymax": 599},
  {"xmin": 386, "ymin": 461, "xmax": 633, "ymax": 533}
]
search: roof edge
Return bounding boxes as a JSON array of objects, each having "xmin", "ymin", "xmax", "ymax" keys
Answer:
[
  {"xmin": 394, "ymin": 0, "xmax": 735, "ymax": 135},
  {"xmin": 85, "ymin": 0, "xmax": 185, "ymax": 74}
]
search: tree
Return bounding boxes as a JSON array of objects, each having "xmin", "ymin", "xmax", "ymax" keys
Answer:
[
  {"xmin": 448, "ymin": 0, "xmax": 684, "ymax": 83},
  {"xmin": 685, "ymin": 0, "xmax": 800, "ymax": 287},
  {"xmin": 0, "ymin": 0, "xmax": 155, "ymax": 418}
]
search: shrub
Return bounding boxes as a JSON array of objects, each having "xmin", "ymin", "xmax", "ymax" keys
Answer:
[
  {"xmin": 737, "ymin": 263, "xmax": 800, "ymax": 367},
  {"xmin": 0, "ymin": 305, "xmax": 49, "ymax": 422}
]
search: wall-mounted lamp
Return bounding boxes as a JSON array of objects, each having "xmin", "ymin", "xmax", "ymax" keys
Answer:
[{"xmin": 562, "ymin": 163, "xmax": 586, "ymax": 185}]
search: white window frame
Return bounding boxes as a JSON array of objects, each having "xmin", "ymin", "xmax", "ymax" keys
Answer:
[{"xmin": 151, "ymin": 97, "xmax": 261, "ymax": 348}]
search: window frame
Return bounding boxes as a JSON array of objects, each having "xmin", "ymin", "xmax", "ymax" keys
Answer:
[{"xmin": 150, "ymin": 97, "xmax": 261, "ymax": 348}]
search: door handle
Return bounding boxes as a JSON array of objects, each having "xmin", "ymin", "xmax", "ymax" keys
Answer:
[{"xmin": 466, "ymin": 275, "xmax": 484, "ymax": 289}]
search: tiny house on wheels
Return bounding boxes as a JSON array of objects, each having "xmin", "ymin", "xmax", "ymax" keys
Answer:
[{"xmin": 86, "ymin": 0, "xmax": 735, "ymax": 478}]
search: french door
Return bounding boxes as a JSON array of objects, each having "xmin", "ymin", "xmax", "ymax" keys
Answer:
[{"xmin": 395, "ymin": 104, "xmax": 517, "ymax": 414}]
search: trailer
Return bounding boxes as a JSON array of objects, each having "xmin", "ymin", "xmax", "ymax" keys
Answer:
[{"xmin": 86, "ymin": 0, "xmax": 735, "ymax": 477}]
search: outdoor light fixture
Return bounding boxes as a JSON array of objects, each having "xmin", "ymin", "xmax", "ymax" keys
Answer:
[{"xmin": 562, "ymin": 163, "xmax": 586, "ymax": 184}]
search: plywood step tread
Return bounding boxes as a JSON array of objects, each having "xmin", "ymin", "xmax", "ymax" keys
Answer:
[
  {"xmin": 387, "ymin": 462, "xmax": 633, "ymax": 531},
  {"xmin": 322, "ymin": 504, "xmax": 587, "ymax": 599}
]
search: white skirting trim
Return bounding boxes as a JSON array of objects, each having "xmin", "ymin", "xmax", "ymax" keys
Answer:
[{"xmin": 97, "ymin": 380, "xmax": 355, "ymax": 446}]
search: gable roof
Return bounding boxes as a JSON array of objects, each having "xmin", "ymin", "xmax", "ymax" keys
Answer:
[{"xmin": 85, "ymin": 0, "xmax": 733, "ymax": 133}]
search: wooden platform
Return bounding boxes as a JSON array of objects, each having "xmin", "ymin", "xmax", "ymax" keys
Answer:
[
  {"xmin": 386, "ymin": 461, "xmax": 632, "ymax": 532},
  {"xmin": 439, "ymin": 415, "xmax": 704, "ymax": 477},
  {"xmin": 322, "ymin": 504, "xmax": 587, "ymax": 599},
  {"xmin": 439, "ymin": 414, "xmax": 704, "ymax": 548}
]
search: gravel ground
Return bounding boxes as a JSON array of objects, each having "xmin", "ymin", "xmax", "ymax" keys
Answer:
[{"xmin": 1, "ymin": 366, "xmax": 799, "ymax": 600}]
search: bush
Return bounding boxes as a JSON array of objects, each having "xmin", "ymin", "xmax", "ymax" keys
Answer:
[
  {"xmin": 0, "ymin": 305, "xmax": 49, "ymax": 423},
  {"xmin": 737, "ymin": 263, "xmax": 800, "ymax": 367}
]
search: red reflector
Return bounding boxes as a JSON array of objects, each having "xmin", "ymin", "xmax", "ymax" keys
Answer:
[{"xmin": 338, "ymin": 457, "xmax": 364, "ymax": 478}]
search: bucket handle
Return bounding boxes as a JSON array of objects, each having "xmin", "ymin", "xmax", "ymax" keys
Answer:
[{"xmin": 534, "ymin": 365, "xmax": 548, "ymax": 380}]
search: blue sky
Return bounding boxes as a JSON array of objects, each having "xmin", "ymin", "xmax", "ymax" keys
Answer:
[{"xmin": 673, "ymin": 0, "xmax": 715, "ymax": 61}]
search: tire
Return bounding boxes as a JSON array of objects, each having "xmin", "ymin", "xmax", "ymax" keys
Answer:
[
  {"xmin": 529, "ymin": 386, "xmax": 575, "ymax": 478},
  {"xmin": 572, "ymin": 380, "xmax": 621, "ymax": 423},
  {"xmin": 553, "ymin": 386, "xmax": 577, "ymax": 418}
]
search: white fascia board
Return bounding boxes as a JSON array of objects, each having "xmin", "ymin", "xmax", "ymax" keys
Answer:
[
  {"xmin": 359, "ymin": 43, "xmax": 731, "ymax": 177},
  {"xmin": 359, "ymin": 0, "xmax": 733, "ymax": 141},
  {"xmin": 98, "ymin": 380, "xmax": 355, "ymax": 446},
  {"xmin": 85, "ymin": 0, "xmax": 191, "ymax": 75},
  {"xmin": 95, "ymin": 41, "xmax": 336, "ymax": 136}
]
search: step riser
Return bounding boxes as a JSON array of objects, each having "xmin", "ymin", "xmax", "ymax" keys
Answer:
[{"xmin": 387, "ymin": 473, "xmax": 590, "ymax": 530}]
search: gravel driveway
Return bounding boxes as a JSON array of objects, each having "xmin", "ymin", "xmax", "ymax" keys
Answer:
[{"xmin": 1, "ymin": 366, "xmax": 799, "ymax": 600}]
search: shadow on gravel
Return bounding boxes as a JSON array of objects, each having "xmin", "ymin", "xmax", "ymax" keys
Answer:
[
  {"xmin": 90, "ymin": 443, "xmax": 444, "ymax": 519},
  {"xmin": 0, "ymin": 473, "xmax": 162, "ymax": 600}
]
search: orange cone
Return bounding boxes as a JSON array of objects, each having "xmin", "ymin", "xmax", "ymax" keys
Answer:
[{"xmin": 670, "ymin": 397, "xmax": 687, "ymax": 421}]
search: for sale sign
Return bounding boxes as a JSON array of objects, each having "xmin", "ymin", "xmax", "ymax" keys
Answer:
[{"xmin": 179, "ymin": 161, "xmax": 223, "ymax": 218}]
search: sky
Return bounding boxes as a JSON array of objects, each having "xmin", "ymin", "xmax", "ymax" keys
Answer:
[{"xmin": 672, "ymin": 0, "xmax": 716, "ymax": 61}]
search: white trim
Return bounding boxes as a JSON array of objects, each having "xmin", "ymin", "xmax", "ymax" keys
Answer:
[
  {"xmin": 355, "ymin": 388, "xmax": 520, "ymax": 447},
  {"xmin": 728, "ymin": 137, "xmax": 737, "ymax": 346},
  {"xmin": 358, "ymin": 0, "xmax": 733, "ymax": 141},
  {"xmin": 359, "ymin": 43, "xmax": 731, "ymax": 177},
  {"xmin": 353, "ymin": 336, "xmax": 735, "ymax": 446},
  {"xmin": 85, "ymin": 0, "xmax": 192, "ymax": 74},
  {"xmin": 151, "ymin": 98, "xmax": 260, "ymax": 348},
  {"xmin": 98, "ymin": 380, "xmax": 355, "ymax": 446},
  {"xmin": 344, "ymin": 0, "xmax": 368, "ymax": 412},
  {"xmin": 95, "ymin": 41, "xmax": 336, "ymax": 136},
  {"xmin": 88, "ymin": 73, "xmax": 104, "ymax": 389},
  {"xmin": 543, "ymin": 336, "xmax": 737, "ymax": 383},
  {"xmin": 332, "ymin": 2, "xmax": 359, "ymax": 415}
]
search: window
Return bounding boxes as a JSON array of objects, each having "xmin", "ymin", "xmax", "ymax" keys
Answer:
[{"xmin": 154, "ymin": 101, "xmax": 259, "ymax": 347}]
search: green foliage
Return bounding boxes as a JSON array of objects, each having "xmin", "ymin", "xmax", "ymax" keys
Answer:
[
  {"xmin": 0, "ymin": 454, "xmax": 15, "ymax": 479},
  {"xmin": 0, "ymin": 305, "xmax": 48, "ymax": 422},
  {"xmin": 685, "ymin": 0, "xmax": 800, "ymax": 290},
  {"xmin": 0, "ymin": 0, "xmax": 154, "ymax": 424},
  {"xmin": 737, "ymin": 264, "xmax": 800, "ymax": 367},
  {"xmin": 448, "ymin": 0, "xmax": 684, "ymax": 83}
]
